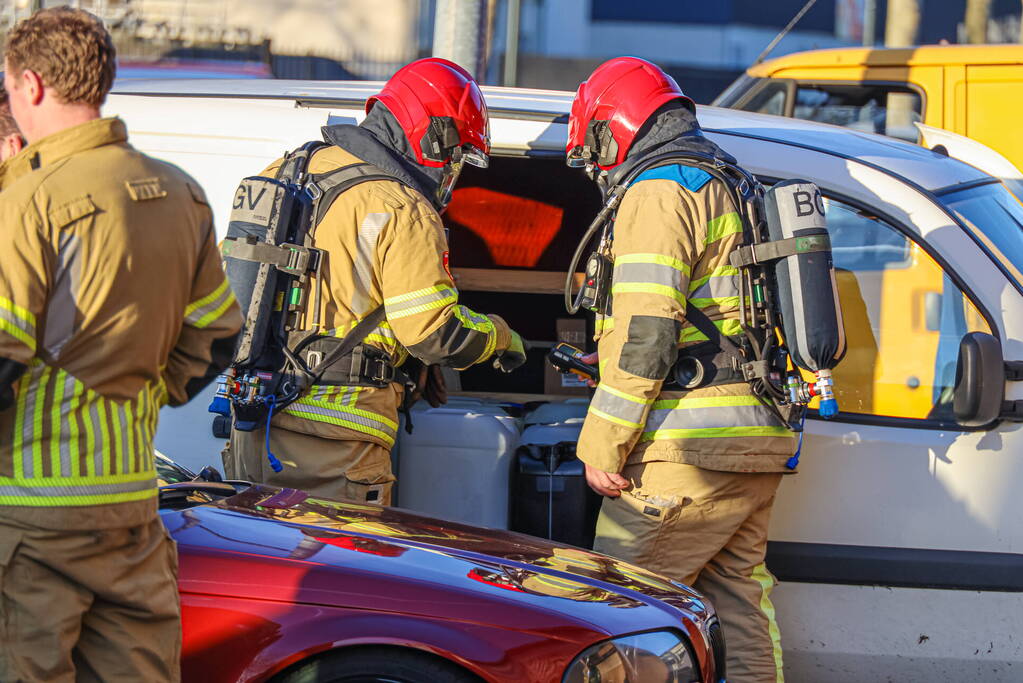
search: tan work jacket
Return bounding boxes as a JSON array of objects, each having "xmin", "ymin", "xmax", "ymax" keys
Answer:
[
  {"xmin": 257, "ymin": 146, "xmax": 512, "ymax": 450},
  {"xmin": 0, "ymin": 118, "xmax": 242, "ymax": 529},
  {"xmin": 577, "ymin": 165, "xmax": 797, "ymax": 474}
]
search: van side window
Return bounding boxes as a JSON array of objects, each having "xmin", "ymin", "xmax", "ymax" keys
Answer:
[
  {"xmin": 812, "ymin": 196, "xmax": 990, "ymax": 422},
  {"xmin": 793, "ymin": 85, "xmax": 922, "ymax": 142}
]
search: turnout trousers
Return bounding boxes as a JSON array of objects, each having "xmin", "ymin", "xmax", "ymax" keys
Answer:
[
  {"xmin": 223, "ymin": 426, "xmax": 395, "ymax": 505},
  {"xmin": 0, "ymin": 517, "xmax": 180, "ymax": 683},
  {"xmin": 593, "ymin": 461, "xmax": 785, "ymax": 683}
]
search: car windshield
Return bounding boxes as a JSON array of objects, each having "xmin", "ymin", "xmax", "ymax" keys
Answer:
[
  {"xmin": 712, "ymin": 73, "xmax": 757, "ymax": 107},
  {"xmin": 940, "ymin": 182, "xmax": 1023, "ymax": 289},
  {"xmin": 156, "ymin": 452, "xmax": 197, "ymax": 485}
]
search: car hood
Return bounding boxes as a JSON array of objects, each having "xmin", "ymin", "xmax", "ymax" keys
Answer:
[{"xmin": 163, "ymin": 484, "xmax": 708, "ymax": 637}]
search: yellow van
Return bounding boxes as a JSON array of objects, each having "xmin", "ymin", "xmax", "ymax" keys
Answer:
[{"xmin": 714, "ymin": 45, "xmax": 1023, "ymax": 171}]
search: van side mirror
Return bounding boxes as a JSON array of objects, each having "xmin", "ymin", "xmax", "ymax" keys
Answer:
[{"xmin": 953, "ymin": 332, "xmax": 1005, "ymax": 427}]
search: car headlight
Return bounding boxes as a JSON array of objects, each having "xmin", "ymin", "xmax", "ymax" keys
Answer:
[{"xmin": 562, "ymin": 630, "xmax": 699, "ymax": 683}]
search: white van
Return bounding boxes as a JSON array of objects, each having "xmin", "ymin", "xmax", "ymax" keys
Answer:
[{"xmin": 106, "ymin": 80, "xmax": 1023, "ymax": 682}]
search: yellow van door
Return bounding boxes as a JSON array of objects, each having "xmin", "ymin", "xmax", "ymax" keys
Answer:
[{"xmin": 962, "ymin": 65, "xmax": 1023, "ymax": 171}]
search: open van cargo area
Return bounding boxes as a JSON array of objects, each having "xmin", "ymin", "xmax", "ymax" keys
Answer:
[{"xmin": 443, "ymin": 154, "xmax": 603, "ymax": 397}]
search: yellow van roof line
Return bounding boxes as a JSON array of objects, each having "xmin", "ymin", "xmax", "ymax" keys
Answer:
[{"xmin": 749, "ymin": 45, "xmax": 1023, "ymax": 77}]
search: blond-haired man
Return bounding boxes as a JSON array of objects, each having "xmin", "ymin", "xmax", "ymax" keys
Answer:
[{"xmin": 0, "ymin": 9, "xmax": 241, "ymax": 681}]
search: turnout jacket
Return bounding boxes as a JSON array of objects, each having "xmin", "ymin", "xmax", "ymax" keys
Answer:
[
  {"xmin": 577, "ymin": 165, "xmax": 797, "ymax": 474},
  {"xmin": 259, "ymin": 146, "xmax": 513, "ymax": 449},
  {"xmin": 0, "ymin": 118, "xmax": 242, "ymax": 529}
]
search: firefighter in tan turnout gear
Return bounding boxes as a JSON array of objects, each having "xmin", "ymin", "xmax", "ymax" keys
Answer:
[
  {"xmin": 568, "ymin": 57, "xmax": 797, "ymax": 683},
  {"xmin": 0, "ymin": 9, "xmax": 241, "ymax": 682},
  {"xmin": 223, "ymin": 58, "xmax": 526, "ymax": 505}
]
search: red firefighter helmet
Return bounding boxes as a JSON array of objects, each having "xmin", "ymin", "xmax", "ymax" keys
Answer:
[
  {"xmin": 566, "ymin": 56, "xmax": 694, "ymax": 170},
  {"xmin": 366, "ymin": 57, "xmax": 490, "ymax": 169}
]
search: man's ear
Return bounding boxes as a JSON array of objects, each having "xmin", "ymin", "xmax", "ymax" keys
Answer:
[
  {"xmin": 0, "ymin": 134, "xmax": 24, "ymax": 162},
  {"xmin": 22, "ymin": 68, "xmax": 44, "ymax": 106}
]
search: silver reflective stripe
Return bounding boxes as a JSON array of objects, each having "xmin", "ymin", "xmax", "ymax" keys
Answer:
[
  {"xmin": 44, "ymin": 232, "xmax": 82, "ymax": 358},
  {"xmin": 689, "ymin": 273, "xmax": 739, "ymax": 301},
  {"xmin": 116, "ymin": 403, "xmax": 129, "ymax": 474},
  {"xmin": 590, "ymin": 385, "xmax": 650, "ymax": 427},
  {"xmin": 613, "ymin": 262, "xmax": 685, "ymax": 290},
  {"xmin": 89, "ymin": 398, "xmax": 104, "ymax": 476},
  {"xmin": 646, "ymin": 403, "xmax": 778, "ymax": 431},
  {"xmin": 19, "ymin": 363, "xmax": 44, "ymax": 478},
  {"xmin": 351, "ymin": 212, "xmax": 390, "ymax": 314},
  {"xmin": 184, "ymin": 282, "xmax": 233, "ymax": 327},
  {"xmin": 0, "ymin": 476, "xmax": 157, "ymax": 499},
  {"xmin": 58, "ymin": 371, "xmax": 75, "ymax": 477},
  {"xmin": 0, "ymin": 307, "xmax": 35, "ymax": 343},
  {"xmin": 384, "ymin": 287, "xmax": 456, "ymax": 318}
]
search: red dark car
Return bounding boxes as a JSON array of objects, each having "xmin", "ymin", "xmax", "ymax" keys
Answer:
[{"xmin": 157, "ymin": 456, "xmax": 725, "ymax": 683}]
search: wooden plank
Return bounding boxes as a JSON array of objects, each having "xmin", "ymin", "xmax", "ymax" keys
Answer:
[
  {"xmin": 452, "ymin": 267, "xmax": 584, "ymax": 295},
  {"xmin": 453, "ymin": 390, "xmax": 570, "ymax": 403}
]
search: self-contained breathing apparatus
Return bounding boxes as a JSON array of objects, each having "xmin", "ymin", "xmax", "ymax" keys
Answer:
[
  {"xmin": 208, "ymin": 141, "xmax": 417, "ymax": 471},
  {"xmin": 564, "ymin": 150, "xmax": 847, "ymax": 446}
]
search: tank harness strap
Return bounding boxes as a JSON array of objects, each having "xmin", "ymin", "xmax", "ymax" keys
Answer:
[
  {"xmin": 730, "ymin": 233, "xmax": 831, "ymax": 267},
  {"xmin": 309, "ymin": 163, "xmax": 402, "ymax": 226},
  {"xmin": 220, "ymin": 240, "xmax": 322, "ymax": 277}
]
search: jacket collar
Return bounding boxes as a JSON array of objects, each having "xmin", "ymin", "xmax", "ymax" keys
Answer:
[{"xmin": 1, "ymin": 117, "xmax": 128, "ymax": 188}]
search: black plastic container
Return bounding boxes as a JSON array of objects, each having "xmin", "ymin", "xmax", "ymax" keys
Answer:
[{"xmin": 510, "ymin": 442, "xmax": 602, "ymax": 548}]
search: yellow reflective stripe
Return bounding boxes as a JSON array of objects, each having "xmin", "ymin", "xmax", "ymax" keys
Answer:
[
  {"xmin": 680, "ymin": 317, "xmax": 743, "ymax": 342},
  {"xmin": 597, "ymin": 383, "xmax": 652, "ymax": 405},
  {"xmin": 615, "ymin": 253, "xmax": 691, "ymax": 276},
  {"xmin": 753, "ymin": 563, "xmax": 786, "ymax": 682},
  {"xmin": 706, "ymin": 211, "xmax": 742, "ymax": 244},
  {"xmin": 12, "ymin": 373, "xmax": 27, "ymax": 479},
  {"xmin": 453, "ymin": 306, "xmax": 496, "ymax": 361},
  {"xmin": 97, "ymin": 399, "xmax": 110, "ymax": 476},
  {"xmin": 0, "ymin": 488, "xmax": 157, "ymax": 507},
  {"xmin": 31, "ymin": 365, "xmax": 49, "ymax": 482},
  {"xmin": 383, "ymin": 284, "xmax": 454, "ymax": 305},
  {"xmin": 184, "ymin": 278, "xmax": 229, "ymax": 318},
  {"xmin": 688, "ymin": 265, "xmax": 739, "ymax": 292},
  {"xmin": 283, "ymin": 408, "xmax": 395, "ymax": 446},
  {"xmin": 652, "ymin": 395, "xmax": 763, "ymax": 410},
  {"xmin": 588, "ymin": 406, "xmax": 643, "ymax": 430},
  {"xmin": 0, "ymin": 297, "xmax": 37, "ymax": 352},
  {"xmin": 596, "ymin": 317, "xmax": 615, "ymax": 334},
  {"xmin": 611, "ymin": 282, "xmax": 686, "ymax": 304},
  {"xmin": 639, "ymin": 425, "xmax": 793, "ymax": 442},
  {"xmin": 689, "ymin": 296, "xmax": 742, "ymax": 309},
  {"xmin": 347, "ymin": 387, "xmax": 361, "ymax": 408},
  {"xmin": 0, "ymin": 469, "xmax": 156, "ymax": 485},
  {"xmin": 192, "ymin": 289, "xmax": 237, "ymax": 329},
  {"xmin": 385, "ymin": 295, "xmax": 457, "ymax": 320}
]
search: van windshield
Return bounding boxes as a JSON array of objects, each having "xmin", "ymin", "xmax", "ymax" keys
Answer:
[{"xmin": 941, "ymin": 182, "xmax": 1023, "ymax": 288}]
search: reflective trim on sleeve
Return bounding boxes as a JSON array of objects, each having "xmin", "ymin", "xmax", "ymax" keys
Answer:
[
  {"xmin": 615, "ymin": 253, "xmax": 691, "ymax": 276},
  {"xmin": 283, "ymin": 397, "xmax": 398, "ymax": 447},
  {"xmin": 0, "ymin": 297, "xmax": 37, "ymax": 352},
  {"xmin": 184, "ymin": 278, "xmax": 237, "ymax": 329},
  {"xmin": 705, "ymin": 211, "xmax": 742, "ymax": 244},
  {"xmin": 384, "ymin": 284, "xmax": 458, "ymax": 319},
  {"xmin": 452, "ymin": 306, "xmax": 496, "ymax": 360},
  {"xmin": 589, "ymin": 384, "xmax": 653, "ymax": 430},
  {"xmin": 610, "ymin": 282, "xmax": 686, "ymax": 305},
  {"xmin": 587, "ymin": 406, "xmax": 644, "ymax": 430},
  {"xmin": 613, "ymin": 262, "xmax": 686, "ymax": 291},
  {"xmin": 688, "ymin": 266, "xmax": 739, "ymax": 299}
]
